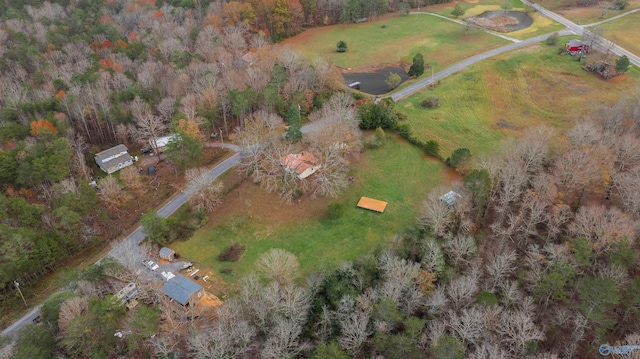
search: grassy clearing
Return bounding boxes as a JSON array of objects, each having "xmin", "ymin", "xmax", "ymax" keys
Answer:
[
  {"xmin": 601, "ymin": 12, "xmax": 640, "ymax": 57},
  {"xmin": 551, "ymin": 0, "xmax": 640, "ymax": 25},
  {"xmin": 279, "ymin": 14, "xmax": 508, "ymax": 68},
  {"xmin": 398, "ymin": 39, "xmax": 640, "ymax": 157},
  {"xmin": 171, "ymin": 135, "xmax": 452, "ymax": 283},
  {"xmin": 430, "ymin": 0, "xmax": 563, "ymax": 40}
]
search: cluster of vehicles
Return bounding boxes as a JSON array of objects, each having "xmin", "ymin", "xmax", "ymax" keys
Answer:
[{"xmin": 141, "ymin": 259, "xmax": 193, "ymax": 271}]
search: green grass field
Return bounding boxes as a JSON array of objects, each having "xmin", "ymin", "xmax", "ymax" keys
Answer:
[
  {"xmin": 280, "ymin": 14, "xmax": 508, "ymax": 68},
  {"xmin": 601, "ymin": 12, "xmax": 640, "ymax": 57},
  {"xmin": 398, "ymin": 39, "xmax": 640, "ymax": 156},
  {"xmin": 171, "ymin": 135, "xmax": 452, "ymax": 282}
]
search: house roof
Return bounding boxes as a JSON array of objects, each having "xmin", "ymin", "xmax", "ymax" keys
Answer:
[
  {"xmin": 567, "ymin": 39, "xmax": 586, "ymax": 47},
  {"xmin": 159, "ymin": 247, "xmax": 175, "ymax": 257},
  {"xmin": 357, "ymin": 197, "xmax": 388, "ymax": 213},
  {"xmin": 100, "ymin": 153, "xmax": 133, "ymax": 169},
  {"xmin": 440, "ymin": 191, "xmax": 461, "ymax": 206},
  {"xmin": 95, "ymin": 144, "xmax": 129, "ymax": 162},
  {"xmin": 282, "ymin": 151, "xmax": 320, "ymax": 176},
  {"xmin": 241, "ymin": 52, "xmax": 256, "ymax": 65},
  {"xmin": 151, "ymin": 135, "xmax": 176, "ymax": 150},
  {"xmin": 115, "ymin": 282, "xmax": 138, "ymax": 303},
  {"xmin": 161, "ymin": 274, "xmax": 203, "ymax": 305}
]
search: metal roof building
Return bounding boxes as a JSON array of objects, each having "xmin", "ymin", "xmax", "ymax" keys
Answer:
[
  {"xmin": 161, "ymin": 274, "xmax": 204, "ymax": 306},
  {"xmin": 95, "ymin": 144, "xmax": 133, "ymax": 174},
  {"xmin": 159, "ymin": 247, "xmax": 175, "ymax": 261}
]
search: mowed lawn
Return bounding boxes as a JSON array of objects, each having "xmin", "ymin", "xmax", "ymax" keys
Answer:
[
  {"xmin": 399, "ymin": 40, "xmax": 640, "ymax": 156},
  {"xmin": 601, "ymin": 11, "xmax": 640, "ymax": 57},
  {"xmin": 171, "ymin": 135, "xmax": 452, "ymax": 282},
  {"xmin": 279, "ymin": 14, "xmax": 508, "ymax": 68}
]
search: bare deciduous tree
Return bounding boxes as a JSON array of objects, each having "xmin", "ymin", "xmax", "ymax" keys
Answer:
[
  {"xmin": 261, "ymin": 317, "xmax": 310, "ymax": 359},
  {"xmin": 257, "ymin": 248, "xmax": 301, "ymax": 284},
  {"xmin": 58, "ymin": 296, "xmax": 89, "ymax": 333},
  {"xmin": 447, "ymin": 271, "xmax": 480, "ymax": 310},
  {"xmin": 447, "ymin": 307, "xmax": 486, "ymax": 346},
  {"xmin": 443, "ymin": 235, "xmax": 477, "ymax": 268},
  {"xmin": 469, "ymin": 343, "xmax": 510, "ymax": 359},
  {"xmin": 187, "ymin": 302, "xmax": 255, "ymax": 359},
  {"xmin": 496, "ymin": 310, "xmax": 544, "ymax": 355},
  {"xmin": 98, "ymin": 176, "xmax": 130, "ymax": 212},
  {"xmin": 486, "ymin": 250, "xmax": 517, "ymax": 291},
  {"xmin": 377, "ymin": 250, "xmax": 421, "ymax": 307},
  {"xmin": 418, "ymin": 189, "xmax": 454, "ymax": 238},
  {"xmin": 614, "ymin": 167, "xmax": 640, "ymax": 217},
  {"xmin": 121, "ymin": 166, "xmax": 143, "ymax": 193},
  {"xmin": 425, "ymin": 287, "xmax": 449, "ymax": 315},
  {"xmin": 337, "ymin": 309, "xmax": 371, "ymax": 356},
  {"xmin": 185, "ymin": 167, "xmax": 223, "ymax": 214},
  {"xmin": 421, "ymin": 239, "xmax": 445, "ymax": 277},
  {"xmin": 569, "ymin": 204, "xmax": 636, "ymax": 253}
]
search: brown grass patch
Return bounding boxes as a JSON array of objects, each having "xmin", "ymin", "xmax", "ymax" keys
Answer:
[{"xmin": 466, "ymin": 15, "xmax": 519, "ymax": 32}]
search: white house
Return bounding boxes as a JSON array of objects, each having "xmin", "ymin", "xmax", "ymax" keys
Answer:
[
  {"xmin": 95, "ymin": 144, "xmax": 133, "ymax": 174},
  {"xmin": 282, "ymin": 151, "xmax": 321, "ymax": 179},
  {"xmin": 150, "ymin": 134, "xmax": 176, "ymax": 153}
]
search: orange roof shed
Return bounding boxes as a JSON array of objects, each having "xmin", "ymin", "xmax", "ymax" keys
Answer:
[{"xmin": 357, "ymin": 197, "xmax": 388, "ymax": 213}]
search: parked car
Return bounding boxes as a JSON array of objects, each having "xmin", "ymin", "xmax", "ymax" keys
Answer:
[
  {"xmin": 181, "ymin": 262, "xmax": 193, "ymax": 270},
  {"xmin": 142, "ymin": 259, "xmax": 159, "ymax": 271},
  {"xmin": 32, "ymin": 315, "xmax": 41, "ymax": 324},
  {"xmin": 141, "ymin": 148, "xmax": 152, "ymax": 154}
]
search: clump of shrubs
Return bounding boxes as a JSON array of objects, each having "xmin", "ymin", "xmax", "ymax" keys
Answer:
[
  {"xmin": 394, "ymin": 123, "xmax": 441, "ymax": 159},
  {"xmin": 420, "ymin": 95, "xmax": 441, "ymax": 109},
  {"xmin": 546, "ymin": 32, "xmax": 559, "ymax": 46},
  {"xmin": 327, "ymin": 202, "xmax": 345, "ymax": 220},
  {"xmin": 219, "ymin": 242, "xmax": 246, "ymax": 262},
  {"xmin": 363, "ymin": 127, "xmax": 386, "ymax": 149}
]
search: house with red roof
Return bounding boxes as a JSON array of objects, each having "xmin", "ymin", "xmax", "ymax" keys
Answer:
[{"xmin": 282, "ymin": 151, "xmax": 321, "ymax": 179}]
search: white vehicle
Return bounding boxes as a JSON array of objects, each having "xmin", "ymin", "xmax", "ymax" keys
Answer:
[{"xmin": 142, "ymin": 259, "xmax": 159, "ymax": 271}]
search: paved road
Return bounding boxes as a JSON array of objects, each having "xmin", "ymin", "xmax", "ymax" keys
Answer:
[
  {"xmin": 411, "ymin": 12, "xmax": 521, "ymax": 43},
  {"xmin": 390, "ymin": 29, "xmax": 573, "ymax": 101},
  {"xmin": 1, "ymin": 149, "xmax": 241, "ymax": 343},
  {"xmin": 522, "ymin": 0, "xmax": 640, "ymax": 67},
  {"xmin": 391, "ymin": 2, "xmax": 639, "ymax": 102},
  {"xmin": 584, "ymin": 8, "xmax": 640, "ymax": 27}
]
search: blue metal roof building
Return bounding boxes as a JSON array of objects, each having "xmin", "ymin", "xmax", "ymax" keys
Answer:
[{"xmin": 161, "ymin": 274, "xmax": 204, "ymax": 306}]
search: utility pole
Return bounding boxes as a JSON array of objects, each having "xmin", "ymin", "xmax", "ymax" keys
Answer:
[
  {"xmin": 220, "ymin": 128, "xmax": 223, "ymax": 144},
  {"xmin": 14, "ymin": 281, "xmax": 27, "ymax": 308},
  {"xmin": 431, "ymin": 65, "xmax": 434, "ymax": 89}
]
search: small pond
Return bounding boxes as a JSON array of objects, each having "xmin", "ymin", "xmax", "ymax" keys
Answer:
[
  {"xmin": 342, "ymin": 66, "xmax": 409, "ymax": 95},
  {"xmin": 466, "ymin": 10, "xmax": 533, "ymax": 32}
]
